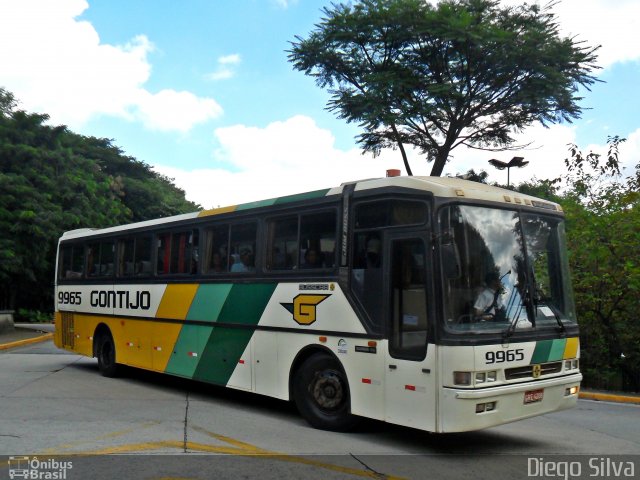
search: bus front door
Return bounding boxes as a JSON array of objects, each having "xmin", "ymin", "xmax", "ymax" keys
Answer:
[{"xmin": 384, "ymin": 235, "xmax": 437, "ymax": 431}]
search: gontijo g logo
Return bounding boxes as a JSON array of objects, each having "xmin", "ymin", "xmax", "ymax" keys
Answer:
[{"xmin": 281, "ymin": 294, "xmax": 331, "ymax": 325}]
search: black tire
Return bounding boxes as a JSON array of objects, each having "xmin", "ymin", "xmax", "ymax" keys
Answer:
[
  {"xmin": 96, "ymin": 331, "xmax": 119, "ymax": 378},
  {"xmin": 293, "ymin": 353, "xmax": 358, "ymax": 431}
]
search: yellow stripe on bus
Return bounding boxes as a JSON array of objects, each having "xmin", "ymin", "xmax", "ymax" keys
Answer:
[
  {"xmin": 563, "ymin": 337, "xmax": 579, "ymax": 359},
  {"xmin": 156, "ymin": 284, "xmax": 199, "ymax": 320},
  {"xmin": 198, "ymin": 205, "xmax": 237, "ymax": 217}
]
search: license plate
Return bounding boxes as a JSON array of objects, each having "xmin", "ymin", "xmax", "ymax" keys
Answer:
[{"xmin": 524, "ymin": 388, "xmax": 544, "ymax": 404}]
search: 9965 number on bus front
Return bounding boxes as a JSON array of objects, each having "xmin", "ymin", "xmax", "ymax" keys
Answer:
[{"xmin": 486, "ymin": 349, "xmax": 524, "ymax": 364}]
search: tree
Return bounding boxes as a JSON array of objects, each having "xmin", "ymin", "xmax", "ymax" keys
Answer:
[
  {"xmin": 0, "ymin": 87, "xmax": 198, "ymax": 313},
  {"xmin": 559, "ymin": 136, "xmax": 640, "ymax": 391},
  {"xmin": 289, "ymin": 0, "xmax": 599, "ymax": 176}
]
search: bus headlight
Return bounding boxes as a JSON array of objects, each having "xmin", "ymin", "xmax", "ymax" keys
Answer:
[
  {"xmin": 454, "ymin": 371, "xmax": 472, "ymax": 386},
  {"xmin": 456, "ymin": 371, "xmax": 498, "ymax": 386},
  {"xmin": 475, "ymin": 370, "xmax": 498, "ymax": 384},
  {"xmin": 564, "ymin": 359, "xmax": 579, "ymax": 371}
]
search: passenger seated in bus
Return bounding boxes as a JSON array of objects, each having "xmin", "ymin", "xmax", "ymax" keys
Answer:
[
  {"xmin": 231, "ymin": 249, "xmax": 254, "ymax": 272},
  {"xmin": 301, "ymin": 249, "xmax": 322, "ymax": 268},
  {"xmin": 210, "ymin": 252, "xmax": 225, "ymax": 273}
]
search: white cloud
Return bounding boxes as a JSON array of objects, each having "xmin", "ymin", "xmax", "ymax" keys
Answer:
[
  {"xmin": 206, "ymin": 54, "xmax": 242, "ymax": 81},
  {"xmin": 0, "ymin": 0, "xmax": 222, "ymax": 131},
  {"xmin": 442, "ymin": 123, "xmax": 580, "ymax": 186},
  {"xmin": 218, "ymin": 54, "xmax": 241, "ymax": 65},
  {"xmin": 272, "ymin": 0, "xmax": 299, "ymax": 9},
  {"xmin": 154, "ymin": 114, "xmax": 640, "ymax": 208},
  {"xmin": 135, "ymin": 90, "xmax": 223, "ymax": 133},
  {"xmin": 154, "ymin": 115, "xmax": 406, "ymax": 208}
]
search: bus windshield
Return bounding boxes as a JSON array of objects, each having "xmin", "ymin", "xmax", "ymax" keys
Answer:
[{"xmin": 440, "ymin": 205, "xmax": 577, "ymax": 333}]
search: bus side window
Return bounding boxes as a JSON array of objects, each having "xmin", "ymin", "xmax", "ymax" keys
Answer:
[
  {"xmin": 204, "ymin": 224, "xmax": 230, "ymax": 273},
  {"xmin": 268, "ymin": 216, "xmax": 297, "ymax": 270},
  {"xmin": 229, "ymin": 222, "xmax": 257, "ymax": 273},
  {"xmin": 170, "ymin": 230, "xmax": 198, "ymax": 274},
  {"xmin": 299, "ymin": 210, "xmax": 337, "ymax": 269},
  {"xmin": 135, "ymin": 236, "xmax": 152, "ymax": 276},
  {"xmin": 59, "ymin": 245, "xmax": 72, "ymax": 280},
  {"xmin": 156, "ymin": 234, "xmax": 171, "ymax": 275},
  {"xmin": 69, "ymin": 245, "xmax": 85, "ymax": 279},
  {"xmin": 118, "ymin": 238, "xmax": 135, "ymax": 277}
]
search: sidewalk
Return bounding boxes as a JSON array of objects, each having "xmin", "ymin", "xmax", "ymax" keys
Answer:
[
  {"xmin": 579, "ymin": 389, "xmax": 640, "ymax": 405},
  {"xmin": 0, "ymin": 326, "xmax": 53, "ymax": 350}
]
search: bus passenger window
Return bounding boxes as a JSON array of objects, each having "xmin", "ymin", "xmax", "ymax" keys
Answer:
[
  {"xmin": 229, "ymin": 223, "xmax": 257, "ymax": 273},
  {"xmin": 134, "ymin": 236, "xmax": 152, "ymax": 276},
  {"xmin": 156, "ymin": 234, "xmax": 171, "ymax": 275},
  {"xmin": 59, "ymin": 244, "xmax": 84, "ymax": 280},
  {"xmin": 300, "ymin": 211, "xmax": 336, "ymax": 269},
  {"xmin": 268, "ymin": 216, "xmax": 297, "ymax": 270},
  {"xmin": 170, "ymin": 230, "xmax": 198, "ymax": 274},
  {"xmin": 204, "ymin": 224, "xmax": 230, "ymax": 273},
  {"xmin": 118, "ymin": 238, "xmax": 135, "ymax": 277},
  {"xmin": 87, "ymin": 243, "xmax": 99, "ymax": 277},
  {"xmin": 70, "ymin": 245, "xmax": 84, "ymax": 278}
]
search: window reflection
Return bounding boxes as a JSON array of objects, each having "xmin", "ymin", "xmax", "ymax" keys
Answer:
[{"xmin": 440, "ymin": 206, "xmax": 575, "ymax": 333}]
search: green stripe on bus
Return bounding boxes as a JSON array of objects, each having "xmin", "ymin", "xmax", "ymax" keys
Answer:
[
  {"xmin": 165, "ymin": 324, "xmax": 214, "ymax": 378},
  {"xmin": 548, "ymin": 338, "xmax": 567, "ymax": 361},
  {"xmin": 192, "ymin": 283, "xmax": 277, "ymax": 385},
  {"xmin": 236, "ymin": 199, "xmax": 278, "ymax": 210},
  {"xmin": 530, "ymin": 340, "xmax": 553, "ymax": 364},
  {"xmin": 273, "ymin": 189, "xmax": 331, "ymax": 205},
  {"xmin": 186, "ymin": 284, "xmax": 233, "ymax": 322}
]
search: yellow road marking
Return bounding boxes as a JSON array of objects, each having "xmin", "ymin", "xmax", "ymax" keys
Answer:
[
  {"xmin": 191, "ymin": 424, "xmax": 261, "ymax": 452},
  {"xmin": 40, "ymin": 421, "xmax": 161, "ymax": 454},
  {"xmin": 41, "ymin": 437, "xmax": 406, "ymax": 479}
]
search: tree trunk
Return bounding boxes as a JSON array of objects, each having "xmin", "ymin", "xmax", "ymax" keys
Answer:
[
  {"xmin": 429, "ymin": 151, "xmax": 447, "ymax": 176},
  {"xmin": 391, "ymin": 123, "xmax": 412, "ymax": 176}
]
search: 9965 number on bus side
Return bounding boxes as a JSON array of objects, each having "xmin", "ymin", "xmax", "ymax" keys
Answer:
[{"xmin": 58, "ymin": 291, "xmax": 82, "ymax": 305}]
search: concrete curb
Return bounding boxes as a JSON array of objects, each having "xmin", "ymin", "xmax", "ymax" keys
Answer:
[
  {"xmin": 0, "ymin": 332, "xmax": 54, "ymax": 351},
  {"xmin": 579, "ymin": 391, "xmax": 640, "ymax": 405}
]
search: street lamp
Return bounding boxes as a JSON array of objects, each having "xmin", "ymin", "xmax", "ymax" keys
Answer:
[{"xmin": 488, "ymin": 156, "xmax": 529, "ymax": 187}]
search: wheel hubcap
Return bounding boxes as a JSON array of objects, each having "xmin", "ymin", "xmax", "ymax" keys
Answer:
[{"xmin": 312, "ymin": 371, "xmax": 344, "ymax": 410}]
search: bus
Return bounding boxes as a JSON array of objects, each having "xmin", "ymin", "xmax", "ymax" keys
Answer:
[{"xmin": 54, "ymin": 176, "xmax": 581, "ymax": 433}]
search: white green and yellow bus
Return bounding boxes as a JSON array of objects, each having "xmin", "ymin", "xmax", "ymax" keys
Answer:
[{"xmin": 54, "ymin": 176, "xmax": 581, "ymax": 433}]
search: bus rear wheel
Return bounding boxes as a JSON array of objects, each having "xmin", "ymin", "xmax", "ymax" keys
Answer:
[
  {"xmin": 293, "ymin": 353, "xmax": 357, "ymax": 431},
  {"xmin": 96, "ymin": 331, "xmax": 119, "ymax": 378}
]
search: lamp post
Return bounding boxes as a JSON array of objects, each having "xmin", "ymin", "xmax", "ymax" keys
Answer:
[{"xmin": 488, "ymin": 156, "xmax": 529, "ymax": 187}]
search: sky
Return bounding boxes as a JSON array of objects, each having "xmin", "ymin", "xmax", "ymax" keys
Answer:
[{"xmin": 1, "ymin": 0, "xmax": 639, "ymax": 209}]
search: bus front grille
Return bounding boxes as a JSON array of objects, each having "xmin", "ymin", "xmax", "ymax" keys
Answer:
[
  {"xmin": 505, "ymin": 362, "xmax": 562, "ymax": 380},
  {"xmin": 60, "ymin": 312, "xmax": 75, "ymax": 348}
]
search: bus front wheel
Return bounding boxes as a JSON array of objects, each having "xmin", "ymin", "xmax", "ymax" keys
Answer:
[
  {"xmin": 293, "ymin": 353, "xmax": 357, "ymax": 431},
  {"xmin": 96, "ymin": 331, "xmax": 119, "ymax": 378}
]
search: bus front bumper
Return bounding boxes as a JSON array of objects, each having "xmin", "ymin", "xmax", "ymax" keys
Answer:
[{"xmin": 439, "ymin": 372, "xmax": 583, "ymax": 433}]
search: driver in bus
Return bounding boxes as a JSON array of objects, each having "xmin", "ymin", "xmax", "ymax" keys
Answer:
[{"xmin": 474, "ymin": 271, "xmax": 505, "ymax": 321}]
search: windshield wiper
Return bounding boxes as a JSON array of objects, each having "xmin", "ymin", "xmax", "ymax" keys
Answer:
[{"xmin": 503, "ymin": 286, "xmax": 535, "ymax": 340}]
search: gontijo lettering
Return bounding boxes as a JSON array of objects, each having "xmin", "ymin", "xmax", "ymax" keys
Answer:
[{"xmin": 90, "ymin": 290, "xmax": 151, "ymax": 310}]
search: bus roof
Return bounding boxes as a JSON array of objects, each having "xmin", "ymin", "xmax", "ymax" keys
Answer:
[{"xmin": 60, "ymin": 175, "xmax": 561, "ymax": 240}]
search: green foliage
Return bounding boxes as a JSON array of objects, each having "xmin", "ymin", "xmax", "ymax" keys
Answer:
[
  {"xmin": 15, "ymin": 309, "xmax": 52, "ymax": 323},
  {"xmin": 558, "ymin": 137, "xmax": 640, "ymax": 391},
  {"xmin": 289, "ymin": 0, "xmax": 599, "ymax": 176},
  {"xmin": 0, "ymin": 87, "xmax": 198, "ymax": 312},
  {"xmin": 513, "ymin": 138, "xmax": 639, "ymax": 391}
]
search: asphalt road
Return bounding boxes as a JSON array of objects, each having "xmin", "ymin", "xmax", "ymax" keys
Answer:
[{"xmin": 1, "ymin": 339, "xmax": 638, "ymax": 480}]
